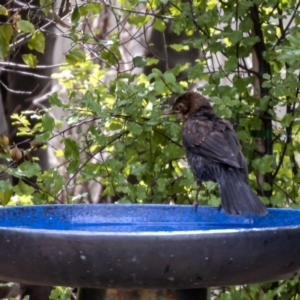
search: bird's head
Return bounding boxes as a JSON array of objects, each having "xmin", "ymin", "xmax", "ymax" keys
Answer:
[{"xmin": 164, "ymin": 92, "xmax": 212, "ymax": 120}]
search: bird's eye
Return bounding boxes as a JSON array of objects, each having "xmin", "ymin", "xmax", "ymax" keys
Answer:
[{"xmin": 177, "ymin": 103, "xmax": 185, "ymax": 110}]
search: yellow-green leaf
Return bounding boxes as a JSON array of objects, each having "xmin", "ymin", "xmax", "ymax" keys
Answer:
[
  {"xmin": 0, "ymin": 180, "xmax": 12, "ymax": 206},
  {"xmin": 153, "ymin": 19, "xmax": 166, "ymax": 32},
  {"xmin": 0, "ymin": 31, "xmax": 9, "ymax": 59},
  {"xmin": 22, "ymin": 54, "xmax": 38, "ymax": 68},
  {"xmin": 28, "ymin": 31, "xmax": 45, "ymax": 53},
  {"xmin": 170, "ymin": 44, "xmax": 189, "ymax": 52},
  {"xmin": 0, "ymin": 5, "xmax": 8, "ymax": 16},
  {"xmin": 0, "ymin": 189, "xmax": 12, "ymax": 206},
  {"xmin": 17, "ymin": 20, "xmax": 35, "ymax": 34},
  {"xmin": 0, "ymin": 24, "xmax": 13, "ymax": 41}
]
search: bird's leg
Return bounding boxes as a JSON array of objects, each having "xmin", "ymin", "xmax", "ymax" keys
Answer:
[{"xmin": 193, "ymin": 181, "xmax": 202, "ymax": 212}]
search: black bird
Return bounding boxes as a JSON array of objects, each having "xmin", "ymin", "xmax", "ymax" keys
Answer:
[{"xmin": 165, "ymin": 91, "xmax": 267, "ymax": 216}]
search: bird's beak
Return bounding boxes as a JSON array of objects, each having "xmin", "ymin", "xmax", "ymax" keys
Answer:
[{"xmin": 162, "ymin": 109, "xmax": 174, "ymax": 115}]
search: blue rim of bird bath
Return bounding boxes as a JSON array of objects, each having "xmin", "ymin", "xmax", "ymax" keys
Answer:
[
  {"xmin": 0, "ymin": 204, "xmax": 298, "ymax": 234},
  {"xmin": 0, "ymin": 204, "xmax": 300, "ymax": 289}
]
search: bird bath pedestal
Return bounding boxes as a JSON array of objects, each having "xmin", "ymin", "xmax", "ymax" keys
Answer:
[{"xmin": 0, "ymin": 204, "xmax": 300, "ymax": 300}]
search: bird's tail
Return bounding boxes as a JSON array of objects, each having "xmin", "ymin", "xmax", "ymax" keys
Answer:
[{"xmin": 218, "ymin": 167, "xmax": 267, "ymax": 216}]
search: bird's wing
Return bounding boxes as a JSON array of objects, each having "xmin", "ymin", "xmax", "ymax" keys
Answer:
[
  {"xmin": 182, "ymin": 117, "xmax": 242, "ymax": 168},
  {"xmin": 222, "ymin": 119, "xmax": 249, "ymax": 181}
]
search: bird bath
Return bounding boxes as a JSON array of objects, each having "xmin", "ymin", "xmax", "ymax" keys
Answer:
[{"xmin": 0, "ymin": 204, "xmax": 300, "ymax": 299}]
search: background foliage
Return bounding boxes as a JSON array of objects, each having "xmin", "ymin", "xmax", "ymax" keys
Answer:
[{"xmin": 0, "ymin": 0, "xmax": 300, "ymax": 298}]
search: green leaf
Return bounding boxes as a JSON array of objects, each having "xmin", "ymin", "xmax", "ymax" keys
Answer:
[
  {"xmin": 39, "ymin": 0, "xmax": 52, "ymax": 15},
  {"xmin": 15, "ymin": 179, "xmax": 35, "ymax": 196},
  {"xmin": 0, "ymin": 31, "xmax": 9, "ymax": 59},
  {"xmin": 79, "ymin": 3, "xmax": 103, "ymax": 15},
  {"xmin": 39, "ymin": 170, "xmax": 64, "ymax": 195},
  {"xmin": 270, "ymin": 191, "xmax": 285, "ymax": 206},
  {"xmin": 9, "ymin": 162, "xmax": 41, "ymax": 178},
  {"xmin": 163, "ymin": 71, "xmax": 176, "ymax": 83},
  {"xmin": 22, "ymin": 54, "xmax": 38, "ymax": 68},
  {"xmin": 263, "ymin": 73, "xmax": 271, "ymax": 80},
  {"xmin": 153, "ymin": 79, "xmax": 164, "ymax": 93},
  {"xmin": 133, "ymin": 56, "xmax": 146, "ymax": 67},
  {"xmin": 0, "ymin": 5, "xmax": 8, "ymax": 15},
  {"xmin": 17, "ymin": 20, "xmax": 35, "ymax": 34},
  {"xmin": 0, "ymin": 180, "xmax": 12, "ymax": 206},
  {"xmin": 71, "ymin": 5, "xmax": 80, "ymax": 24},
  {"xmin": 49, "ymin": 287, "xmax": 63, "ymax": 300},
  {"xmin": 127, "ymin": 122, "xmax": 142, "ymax": 135},
  {"xmin": 242, "ymin": 36, "xmax": 260, "ymax": 46},
  {"xmin": 130, "ymin": 163, "xmax": 147, "ymax": 177},
  {"xmin": 163, "ymin": 143, "xmax": 183, "ymax": 161},
  {"xmin": 288, "ymin": 32, "xmax": 300, "ymax": 48},
  {"xmin": 66, "ymin": 48, "xmax": 86, "ymax": 64},
  {"xmin": 128, "ymin": 15, "xmax": 150, "ymax": 27},
  {"xmin": 64, "ymin": 138, "xmax": 80, "ymax": 160},
  {"xmin": 42, "ymin": 113, "xmax": 55, "ymax": 131},
  {"xmin": 223, "ymin": 107, "xmax": 232, "ymax": 118},
  {"xmin": 188, "ymin": 64, "xmax": 204, "ymax": 80},
  {"xmin": 28, "ymin": 31, "xmax": 45, "ymax": 53},
  {"xmin": 153, "ymin": 19, "xmax": 166, "ymax": 32},
  {"xmin": 0, "ymin": 188, "xmax": 12, "ymax": 206},
  {"xmin": 239, "ymin": 17, "xmax": 253, "ymax": 32},
  {"xmin": 227, "ymin": 31, "xmax": 242, "ymax": 44},
  {"xmin": 48, "ymin": 92, "xmax": 63, "ymax": 107},
  {"xmin": 252, "ymin": 155, "xmax": 275, "ymax": 174},
  {"xmin": 224, "ymin": 56, "xmax": 237, "ymax": 72},
  {"xmin": 281, "ymin": 113, "xmax": 294, "ymax": 127},
  {"xmin": 210, "ymin": 96, "xmax": 222, "ymax": 104},
  {"xmin": 0, "ymin": 180, "xmax": 12, "ymax": 192},
  {"xmin": 0, "ymin": 24, "xmax": 13, "ymax": 41}
]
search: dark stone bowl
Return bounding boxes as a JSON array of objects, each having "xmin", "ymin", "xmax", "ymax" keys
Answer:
[{"xmin": 0, "ymin": 204, "xmax": 299, "ymax": 288}]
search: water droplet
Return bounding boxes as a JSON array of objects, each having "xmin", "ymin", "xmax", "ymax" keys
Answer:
[
  {"xmin": 168, "ymin": 277, "xmax": 174, "ymax": 281},
  {"xmin": 109, "ymin": 268, "xmax": 114, "ymax": 271},
  {"xmin": 205, "ymin": 257, "xmax": 209, "ymax": 260},
  {"xmin": 80, "ymin": 255, "xmax": 87, "ymax": 261}
]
